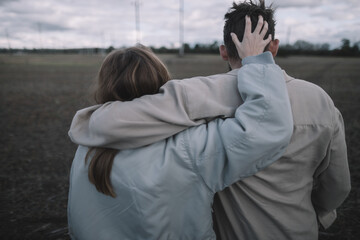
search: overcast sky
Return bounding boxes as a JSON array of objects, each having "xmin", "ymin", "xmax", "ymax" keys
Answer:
[{"xmin": 0, "ymin": 0, "xmax": 359, "ymax": 49}]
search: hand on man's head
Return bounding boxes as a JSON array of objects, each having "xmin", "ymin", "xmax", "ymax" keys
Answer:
[{"xmin": 230, "ymin": 15, "xmax": 271, "ymax": 60}]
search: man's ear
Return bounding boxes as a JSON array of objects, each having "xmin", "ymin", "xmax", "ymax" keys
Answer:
[
  {"xmin": 219, "ymin": 45, "xmax": 229, "ymax": 61},
  {"xmin": 268, "ymin": 39, "xmax": 280, "ymax": 57}
]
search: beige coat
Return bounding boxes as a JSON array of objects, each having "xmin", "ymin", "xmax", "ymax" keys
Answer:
[
  {"xmin": 69, "ymin": 67, "xmax": 350, "ymax": 240},
  {"xmin": 212, "ymin": 71, "xmax": 350, "ymax": 240}
]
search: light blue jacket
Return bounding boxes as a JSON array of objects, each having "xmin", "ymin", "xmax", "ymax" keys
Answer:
[{"xmin": 67, "ymin": 52, "xmax": 293, "ymax": 240}]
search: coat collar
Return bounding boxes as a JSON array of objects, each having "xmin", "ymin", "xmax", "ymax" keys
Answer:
[{"xmin": 227, "ymin": 68, "xmax": 294, "ymax": 83}]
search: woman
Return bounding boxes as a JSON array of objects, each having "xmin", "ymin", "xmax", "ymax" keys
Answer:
[{"xmin": 68, "ymin": 18, "xmax": 292, "ymax": 239}]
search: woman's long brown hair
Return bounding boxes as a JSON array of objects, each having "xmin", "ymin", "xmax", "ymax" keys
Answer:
[{"xmin": 85, "ymin": 45, "xmax": 171, "ymax": 197}]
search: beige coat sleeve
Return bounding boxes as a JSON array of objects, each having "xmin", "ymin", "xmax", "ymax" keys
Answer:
[{"xmin": 68, "ymin": 72, "xmax": 241, "ymax": 149}]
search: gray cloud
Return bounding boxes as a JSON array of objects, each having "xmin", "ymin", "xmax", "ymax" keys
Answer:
[
  {"xmin": 34, "ymin": 22, "xmax": 70, "ymax": 32},
  {"xmin": 0, "ymin": 0, "xmax": 18, "ymax": 6},
  {"xmin": 272, "ymin": 0, "xmax": 359, "ymax": 8},
  {"xmin": 0, "ymin": 0, "xmax": 359, "ymax": 49},
  {"xmin": 267, "ymin": 0, "xmax": 322, "ymax": 8},
  {"xmin": 309, "ymin": 3, "xmax": 360, "ymax": 21}
]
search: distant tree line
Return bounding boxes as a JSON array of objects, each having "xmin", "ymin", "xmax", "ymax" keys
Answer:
[
  {"xmin": 278, "ymin": 39, "xmax": 360, "ymax": 57},
  {"xmin": 151, "ymin": 42, "xmax": 220, "ymax": 55},
  {"xmin": 150, "ymin": 39, "xmax": 360, "ymax": 57},
  {"xmin": 0, "ymin": 39, "xmax": 359, "ymax": 57}
]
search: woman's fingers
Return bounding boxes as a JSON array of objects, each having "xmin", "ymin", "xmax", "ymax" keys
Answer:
[
  {"xmin": 264, "ymin": 34, "xmax": 272, "ymax": 45},
  {"xmin": 253, "ymin": 15, "xmax": 264, "ymax": 34},
  {"xmin": 260, "ymin": 21, "xmax": 268, "ymax": 39},
  {"xmin": 230, "ymin": 32, "xmax": 241, "ymax": 49},
  {"xmin": 245, "ymin": 15, "xmax": 252, "ymax": 35}
]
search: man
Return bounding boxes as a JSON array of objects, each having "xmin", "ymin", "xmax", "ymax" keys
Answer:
[
  {"xmin": 69, "ymin": 1, "xmax": 350, "ymax": 239},
  {"xmin": 212, "ymin": 1, "xmax": 351, "ymax": 239}
]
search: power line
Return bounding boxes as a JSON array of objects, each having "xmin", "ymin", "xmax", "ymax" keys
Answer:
[
  {"xmin": 179, "ymin": 0, "xmax": 184, "ymax": 56},
  {"xmin": 134, "ymin": 0, "xmax": 141, "ymax": 43}
]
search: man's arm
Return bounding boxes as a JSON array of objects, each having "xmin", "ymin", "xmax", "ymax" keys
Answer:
[
  {"xmin": 68, "ymin": 75, "xmax": 240, "ymax": 149},
  {"xmin": 312, "ymin": 108, "xmax": 351, "ymax": 229}
]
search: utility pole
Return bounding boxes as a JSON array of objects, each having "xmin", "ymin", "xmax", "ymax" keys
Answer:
[
  {"xmin": 179, "ymin": 0, "xmax": 184, "ymax": 56},
  {"xmin": 286, "ymin": 26, "xmax": 291, "ymax": 45},
  {"xmin": 38, "ymin": 23, "xmax": 43, "ymax": 49},
  {"xmin": 5, "ymin": 28, "xmax": 11, "ymax": 50},
  {"xmin": 134, "ymin": 0, "xmax": 141, "ymax": 43}
]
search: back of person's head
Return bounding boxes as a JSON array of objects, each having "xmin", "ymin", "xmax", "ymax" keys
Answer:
[
  {"xmin": 223, "ymin": 0, "xmax": 276, "ymax": 60},
  {"xmin": 87, "ymin": 45, "xmax": 170, "ymax": 198},
  {"xmin": 94, "ymin": 45, "xmax": 170, "ymax": 103}
]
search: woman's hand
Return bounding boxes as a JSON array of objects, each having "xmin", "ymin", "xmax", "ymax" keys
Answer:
[{"xmin": 231, "ymin": 15, "xmax": 272, "ymax": 59}]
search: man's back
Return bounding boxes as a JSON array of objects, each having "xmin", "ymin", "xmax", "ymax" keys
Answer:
[{"xmin": 213, "ymin": 72, "xmax": 350, "ymax": 240}]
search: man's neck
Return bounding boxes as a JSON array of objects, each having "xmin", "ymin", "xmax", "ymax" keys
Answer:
[{"xmin": 228, "ymin": 59, "xmax": 242, "ymax": 70}]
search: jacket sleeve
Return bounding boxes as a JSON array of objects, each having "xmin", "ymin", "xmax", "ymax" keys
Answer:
[
  {"xmin": 68, "ymin": 74, "xmax": 240, "ymax": 150},
  {"xmin": 68, "ymin": 79, "xmax": 209, "ymax": 149},
  {"xmin": 312, "ymin": 108, "xmax": 351, "ymax": 229},
  {"xmin": 183, "ymin": 52, "xmax": 293, "ymax": 192}
]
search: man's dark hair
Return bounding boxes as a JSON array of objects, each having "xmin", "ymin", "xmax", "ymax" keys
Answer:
[{"xmin": 224, "ymin": 0, "xmax": 276, "ymax": 60}]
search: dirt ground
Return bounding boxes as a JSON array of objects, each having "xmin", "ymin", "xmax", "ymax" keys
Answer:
[{"xmin": 0, "ymin": 53, "xmax": 359, "ymax": 239}]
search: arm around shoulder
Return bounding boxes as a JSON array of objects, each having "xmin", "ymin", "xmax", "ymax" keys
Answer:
[{"xmin": 68, "ymin": 80, "xmax": 209, "ymax": 149}]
